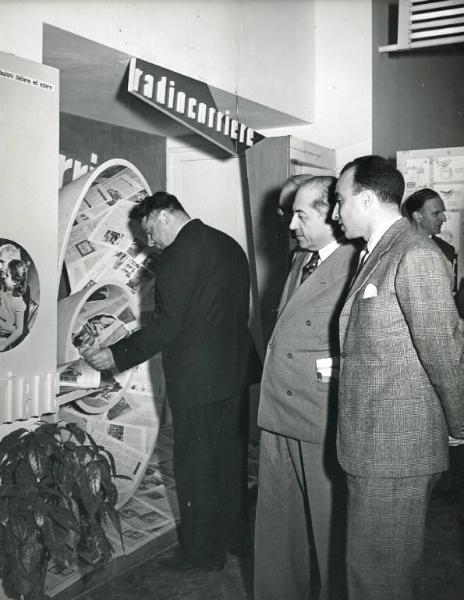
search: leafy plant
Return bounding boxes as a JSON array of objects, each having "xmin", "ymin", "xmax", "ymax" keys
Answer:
[{"xmin": 0, "ymin": 421, "xmax": 124, "ymax": 599}]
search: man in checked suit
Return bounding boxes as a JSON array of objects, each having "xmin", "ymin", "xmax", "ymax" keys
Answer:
[
  {"xmin": 332, "ymin": 155, "xmax": 464, "ymax": 600},
  {"xmin": 82, "ymin": 191, "xmax": 260, "ymax": 571},
  {"xmin": 254, "ymin": 176, "xmax": 358, "ymax": 600}
]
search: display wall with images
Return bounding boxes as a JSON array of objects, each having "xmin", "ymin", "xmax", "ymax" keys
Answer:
[
  {"xmin": 0, "ymin": 51, "xmax": 59, "ymax": 425},
  {"xmin": 57, "ymin": 159, "xmax": 165, "ymax": 509}
]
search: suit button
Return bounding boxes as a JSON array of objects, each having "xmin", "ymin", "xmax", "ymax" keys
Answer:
[
  {"xmin": 305, "ymin": 320, "xmax": 312, "ymax": 326},
  {"xmin": 287, "ymin": 353, "xmax": 293, "ymax": 359},
  {"xmin": 286, "ymin": 390, "xmax": 292, "ymax": 396},
  {"xmin": 341, "ymin": 352, "xmax": 346, "ymax": 358}
]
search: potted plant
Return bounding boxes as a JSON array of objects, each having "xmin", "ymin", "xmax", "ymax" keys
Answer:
[{"xmin": 0, "ymin": 421, "xmax": 124, "ymax": 599}]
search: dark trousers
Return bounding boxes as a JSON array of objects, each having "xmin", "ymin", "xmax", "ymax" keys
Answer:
[{"xmin": 170, "ymin": 393, "xmax": 247, "ymax": 564}]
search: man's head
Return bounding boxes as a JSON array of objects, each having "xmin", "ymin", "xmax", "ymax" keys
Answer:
[
  {"xmin": 289, "ymin": 176, "xmax": 338, "ymax": 251},
  {"xmin": 277, "ymin": 174, "xmax": 316, "ymax": 223},
  {"xmin": 402, "ymin": 188, "xmax": 446, "ymax": 237},
  {"xmin": 333, "ymin": 155, "xmax": 404, "ymax": 240},
  {"xmin": 0, "ymin": 244, "xmax": 21, "ymax": 280},
  {"xmin": 129, "ymin": 192, "xmax": 190, "ymax": 250}
]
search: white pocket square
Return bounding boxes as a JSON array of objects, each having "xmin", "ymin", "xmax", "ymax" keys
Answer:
[{"xmin": 362, "ymin": 283, "xmax": 377, "ymax": 299}]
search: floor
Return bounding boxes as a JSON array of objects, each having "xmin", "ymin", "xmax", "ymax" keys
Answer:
[{"xmin": 75, "ymin": 447, "xmax": 464, "ymax": 600}]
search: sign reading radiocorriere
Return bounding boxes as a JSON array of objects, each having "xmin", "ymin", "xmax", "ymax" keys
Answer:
[{"xmin": 128, "ymin": 57, "xmax": 265, "ymax": 156}]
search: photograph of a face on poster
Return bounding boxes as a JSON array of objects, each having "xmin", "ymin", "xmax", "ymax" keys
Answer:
[{"xmin": 0, "ymin": 238, "xmax": 40, "ymax": 352}]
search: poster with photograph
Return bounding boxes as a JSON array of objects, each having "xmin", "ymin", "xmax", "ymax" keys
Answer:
[{"xmin": 0, "ymin": 239, "xmax": 40, "ymax": 352}]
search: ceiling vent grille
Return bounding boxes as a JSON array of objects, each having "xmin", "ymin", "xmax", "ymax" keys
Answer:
[{"xmin": 379, "ymin": 0, "xmax": 464, "ymax": 52}]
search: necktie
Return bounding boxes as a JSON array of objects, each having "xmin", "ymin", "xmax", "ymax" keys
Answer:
[
  {"xmin": 349, "ymin": 247, "xmax": 369, "ymax": 289},
  {"xmin": 300, "ymin": 251, "xmax": 320, "ymax": 284}
]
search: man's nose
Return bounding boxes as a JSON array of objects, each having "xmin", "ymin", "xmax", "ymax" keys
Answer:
[
  {"xmin": 289, "ymin": 214, "xmax": 298, "ymax": 231},
  {"xmin": 332, "ymin": 203, "xmax": 340, "ymax": 221},
  {"xmin": 442, "ymin": 213, "xmax": 447, "ymax": 223}
]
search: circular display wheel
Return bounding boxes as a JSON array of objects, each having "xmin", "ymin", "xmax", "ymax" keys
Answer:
[{"xmin": 57, "ymin": 159, "xmax": 163, "ymax": 509}]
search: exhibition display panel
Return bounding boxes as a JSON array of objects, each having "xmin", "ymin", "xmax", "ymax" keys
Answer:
[{"xmin": 0, "ymin": 51, "xmax": 59, "ymax": 423}]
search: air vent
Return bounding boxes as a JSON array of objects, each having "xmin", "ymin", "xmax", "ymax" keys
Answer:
[{"xmin": 379, "ymin": 0, "xmax": 464, "ymax": 52}]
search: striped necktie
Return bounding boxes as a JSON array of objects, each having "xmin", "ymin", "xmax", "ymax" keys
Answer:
[
  {"xmin": 300, "ymin": 251, "xmax": 320, "ymax": 284},
  {"xmin": 349, "ymin": 246, "xmax": 369, "ymax": 289}
]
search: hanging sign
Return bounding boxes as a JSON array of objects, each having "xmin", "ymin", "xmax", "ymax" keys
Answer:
[{"xmin": 128, "ymin": 57, "xmax": 265, "ymax": 156}]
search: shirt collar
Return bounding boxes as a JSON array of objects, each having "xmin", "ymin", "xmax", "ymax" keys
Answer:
[
  {"xmin": 367, "ymin": 215, "xmax": 402, "ymax": 253},
  {"xmin": 318, "ymin": 239, "xmax": 341, "ymax": 262}
]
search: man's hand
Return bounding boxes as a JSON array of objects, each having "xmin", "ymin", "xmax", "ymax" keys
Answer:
[{"xmin": 83, "ymin": 348, "xmax": 116, "ymax": 371}]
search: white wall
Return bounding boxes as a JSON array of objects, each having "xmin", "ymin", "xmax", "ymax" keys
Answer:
[
  {"xmin": 263, "ymin": 0, "xmax": 372, "ymax": 171},
  {"xmin": 0, "ymin": 0, "xmax": 315, "ymax": 124},
  {"xmin": 1, "ymin": 0, "xmax": 371, "ymax": 168}
]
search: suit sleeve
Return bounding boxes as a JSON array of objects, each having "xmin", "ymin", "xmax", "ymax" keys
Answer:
[
  {"xmin": 395, "ymin": 246, "xmax": 464, "ymax": 437},
  {"xmin": 111, "ymin": 242, "xmax": 201, "ymax": 372}
]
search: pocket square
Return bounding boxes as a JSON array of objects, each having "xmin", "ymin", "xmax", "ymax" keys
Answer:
[{"xmin": 362, "ymin": 283, "xmax": 377, "ymax": 299}]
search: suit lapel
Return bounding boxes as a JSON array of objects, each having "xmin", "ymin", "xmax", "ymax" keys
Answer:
[
  {"xmin": 277, "ymin": 245, "xmax": 351, "ymax": 326},
  {"xmin": 345, "ymin": 218, "xmax": 409, "ymax": 303}
]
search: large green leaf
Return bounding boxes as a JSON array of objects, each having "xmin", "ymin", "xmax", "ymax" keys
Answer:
[
  {"xmin": 15, "ymin": 460, "xmax": 39, "ymax": 492},
  {"xmin": 103, "ymin": 505, "xmax": 122, "ymax": 536},
  {"xmin": 0, "ymin": 428, "xmax": 28, "ymax": 455},
  {"xmin": 9, "ymin": 513, "xmax": 30, "ymax": 541},
  {"xmin": 42, "ymin": 516, "xmax": 68, "ymax": 557},
  {"xmin": 65, "ymin": 422, "xmax": 86, "ymax": 445},
  {"xmin": 100, "ymin": 449, "xmax": 117, "ymax": 477},
  {"xmin": 86, "ymin": 462, "xmax": 102, "ymax": 495},
  {"xmin": 27, "ymin": 438, "xmax": 45, "ymax": 479},
  {"xmin": 48, "ymin": 505, "xmax": 80, "ymax": 532}
]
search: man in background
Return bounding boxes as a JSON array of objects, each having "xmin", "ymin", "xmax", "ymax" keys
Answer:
[
  {"xmin": 333, "ymin": 155, "xmax": 464, "ymax": 600},
  {"xmin": 254, "ymin": 176, "xmax": 357, "ymax": 600},
  {"xmin": 403, "ymin": 187, "xmax": 457, "ymax": 267},
  {"xmin": 82, "ymin": 191, "xmax": 260, "ymax": 571},
  {"xmin": 403, "ymin": 187, "xmax": 464, "ymax": 317}
]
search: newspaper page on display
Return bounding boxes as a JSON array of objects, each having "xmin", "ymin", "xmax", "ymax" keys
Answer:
[{"xmin": 62, "ymin": 164, "xmax": 154, "ymax": 297}]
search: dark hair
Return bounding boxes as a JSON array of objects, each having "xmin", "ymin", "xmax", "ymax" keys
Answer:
[
  {"xmin": 341, "ymin": 155, "xmax": 405, "ymax": 207},
  {"xmin": 402, "ymin": 188, "xmax": 440, "ymax": 219},
  {"xmin": 7, "ymin": 259, "xmax": 27, "ymax": 297},
  {"xmin": 307, "ymin": 175, "xmax": 338, "ymax": 214},
  {"xmin": 129, "ymin": 191, "xmax": 187, "ymax": 222}
]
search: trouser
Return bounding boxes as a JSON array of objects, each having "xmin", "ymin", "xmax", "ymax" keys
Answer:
[
  {"xmin": 254, "ymin": 430, "xmax": 347, "ymax": 600},
  {"xmin": 346, "ymin": 473, "xmax": 441, "ymax": 600},
  {"xmin": 170, "ymin": 393, "xmax": 247, "ymax": 564}
]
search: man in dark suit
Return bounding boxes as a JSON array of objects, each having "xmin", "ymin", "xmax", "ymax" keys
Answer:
[
  {"xmin": 333, "ymin": 155, "xmax": 464, "ymax": 600},
  {"xmin": 254, "ymin": 176, "xmax": 357, "ymax": 600},
  {"xmin": 403, "ymin": 187, "xmax": 457, "ymax": 266},
  {"xmin": 83, "ymin": 191, "xmax": 260, "ymax": 571}
]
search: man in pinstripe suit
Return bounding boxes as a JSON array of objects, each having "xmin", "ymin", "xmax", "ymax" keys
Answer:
[
  {"xmin": 332, "ymin": 155, "xmax": 464, "ymax": 600},
  {"xmin": 255, "ymin": 176, "xmax": 357, "ymax": 600}
]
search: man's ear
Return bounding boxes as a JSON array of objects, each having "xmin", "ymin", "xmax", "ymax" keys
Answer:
[
  {"xmin": 159, "ymin": 209, "xmax": 169, "ymax": 225},
  {"xmin": 412, "ymin": 210, "xmax": 422, "ymax": 225},
  {"xmin": 361, "ymin": 189, "xmax": 375, "ymax": 209}
]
